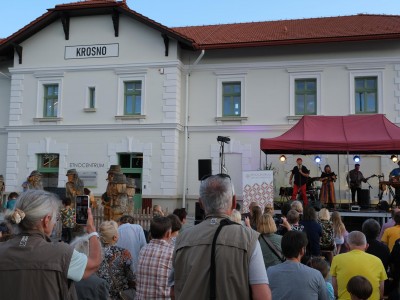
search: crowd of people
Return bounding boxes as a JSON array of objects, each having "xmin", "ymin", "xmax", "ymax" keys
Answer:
[{"xmin": 1, "ymin": 171, "xmax": 400, "ymax": 299}]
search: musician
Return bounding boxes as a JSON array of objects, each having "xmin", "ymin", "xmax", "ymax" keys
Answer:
[
  {"xmin": 346, "ymin": 164, "xmax": 367, "ymax": 205},
  {"xmin": 319, "ymin": 165, "xmax": 337, "ymax": 209},
  {"xmin": 389, "ymin": 161, "xmax": 400, "ymax": 205},
  {"xmin": 289, "ymin": 158, "xmax": 310, "ymax": 206}
]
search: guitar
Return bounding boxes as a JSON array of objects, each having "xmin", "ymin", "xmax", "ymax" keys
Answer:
[{"xmin": 349, "ymin": 174, "xmax": 377, "ymax": 188}]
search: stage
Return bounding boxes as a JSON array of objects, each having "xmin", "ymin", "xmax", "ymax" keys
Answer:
[{"xmin": 275, "ymin": 209, "xmax": 391, "ymax": 227}]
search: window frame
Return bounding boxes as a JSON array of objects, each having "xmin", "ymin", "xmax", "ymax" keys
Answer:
[
  {"xmin": 123, "ymin": 81, "xmax": 142, "ymax": 115},
  {"xmin": 88, "ymin": 86, "xmax": 96, "ymax": 109},
  {"xmin": 36, "ymin": 78, "xmax": 63, "ymax": 119},
  {"xmin": 222, "ymin": 81, "xmax": 242, "ymax": 117},
  {"xmin": 116, "ymin": 72, "xmax": 146, "ymax": 118},
  {"xmin": 289, "ymin": 72, "xmax": 321, "ymax": 116},
  {"xmin": 216, "ymin": 73, "xmax": 246, "ymax": 119},
  {"xmin": 294, "ymin": 78, "xmax": 317, "ymax": 115},
  {"xmin": 37, "ymin": 153, "xmax": 60, "ymax": 174},
  {"xmin": 43, "ymin": 84, "xmax": 59, "ymax": 117},
  {"xmin": 349, "ymin": 71, "xmax": 383, "ymax": 114}
]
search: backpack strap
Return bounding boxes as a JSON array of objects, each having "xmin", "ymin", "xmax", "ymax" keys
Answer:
[{"xmin": 210, "ymin": 218, "xmax": 239, "ymax": 300}]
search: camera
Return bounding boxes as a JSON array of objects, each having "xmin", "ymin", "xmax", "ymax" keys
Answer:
[{"xmin": 217, "ymin": 136, "xmax": 230, "ymax": 144}]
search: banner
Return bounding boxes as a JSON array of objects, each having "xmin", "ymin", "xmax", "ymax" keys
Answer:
[{"xmin": 242, "ymin": 170, "xmax": 274, "ymax": 213}]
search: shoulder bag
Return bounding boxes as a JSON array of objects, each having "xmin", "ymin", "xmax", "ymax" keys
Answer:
[{"xmin": 259, "ymin": 234, "xmax": 285, "ymax": 262}]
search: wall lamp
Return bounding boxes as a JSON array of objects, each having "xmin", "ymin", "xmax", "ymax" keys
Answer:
[
  {"xmin": 353, "ymin": 155, "xmax": 361, "ymax": 163},
  {"xmin": 279, "ymin": 155, "xmax": 287, "ymax": 162},
  {"xmin": 314, "ymin": 156, "xmax": 321, "ymax": 163},
  {"xmin": 391, "ymin": 155, "xmax": 398, "ymax": 163}
]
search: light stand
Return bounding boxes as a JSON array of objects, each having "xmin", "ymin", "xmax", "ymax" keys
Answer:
[{"xmin": 217, "ymin": 136, "xmax": 230, "ymax": 174}]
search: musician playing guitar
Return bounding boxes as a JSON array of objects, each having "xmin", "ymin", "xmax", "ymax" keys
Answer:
[
  {"xmin": 389, "ymin": 161, "xmax": 400, "ymax": 205},
  {"xmin": 346, "ymin": 163, "xmax": 367, "ymax": 206},
  {"xmin": 319, "ymin": 164, "xmax": 337, "ymax": 209}
]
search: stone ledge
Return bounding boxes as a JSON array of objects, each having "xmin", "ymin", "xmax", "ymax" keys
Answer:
[
  {"xmin": 215, "ymin": 116, "xmax": 248, "ymax": 122},
  {"xmin": 115, "ymin": 115, "xmax": 146, "ymax": 120},
  {"xmin": 33, "ymin": 117, "xmax": 63, "ymax": 122}
]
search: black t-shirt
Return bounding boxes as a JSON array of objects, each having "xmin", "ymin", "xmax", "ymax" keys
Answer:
[
  {"xmin": 367, "ymin": 239, "xmax": 390, "ymax": 271},
  {"xmin": 292, "ymin": 165, "xmax": 310, "ymax": 186}
]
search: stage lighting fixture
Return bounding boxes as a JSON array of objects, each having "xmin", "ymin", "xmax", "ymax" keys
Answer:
[
  {"xmin": 391, "ymin": 155, "xmax": 398, "ymax": 163},
  {"xmin": 314, "ymin": 156, "xmax": 321, "ymax": 163},
  {"xmin": 279, "ymin": 155, "xmax": 286, "ymax": 162},
  {"xmin": 353, "ymin": 155, "xmax": 360, "ymax": 163},
  {"xmin": 217, "ymin": 136, "xmax": 230, "ymax": 144}
]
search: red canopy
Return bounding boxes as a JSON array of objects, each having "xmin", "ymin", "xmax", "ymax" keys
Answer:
[{"xmin": 260, "ymin": 114, "xmax": 400, "ymax": 154}]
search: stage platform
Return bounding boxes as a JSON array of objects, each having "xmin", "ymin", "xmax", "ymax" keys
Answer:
[{"xmin": 275, "ymin": 209, "xmax": 391, "ymax": 227}]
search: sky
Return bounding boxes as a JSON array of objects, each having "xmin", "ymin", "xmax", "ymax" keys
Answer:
[{"xmin": 1, "ymin": 0, "xmax": 400, "ymax": 38}]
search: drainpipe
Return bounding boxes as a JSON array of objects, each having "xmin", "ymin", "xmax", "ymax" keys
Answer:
[{"xmin": 182, "ymin": 49, "xmax": 205, "ymax": 209}]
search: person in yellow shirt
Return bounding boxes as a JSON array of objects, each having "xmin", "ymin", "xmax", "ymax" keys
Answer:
[
  {"xmin": 381, "ymin": 211, "xmax": 400, "ymax": 252},
  {"xmin": 330, "ymin": 231, "xmax": 387, "ymax": 300}
]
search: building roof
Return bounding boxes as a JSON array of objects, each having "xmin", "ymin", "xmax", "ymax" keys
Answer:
[
  {"xmin": 0, "ymin": 0, "xmax": 400, "ymax": 58},
  {"xmin": 173, "ymin": 14, "xmax": 400, "ymax": 49}
]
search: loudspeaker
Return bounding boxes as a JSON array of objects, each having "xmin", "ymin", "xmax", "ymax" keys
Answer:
[
  {"xmin": 198, "ymin": 159, "xmax": 212, "ymax": 181},
  {"xmin": 358, "ymin": 189, "xmax": 370, "ymax": 208},
  {"xmin": 195, "ymin": 202, "xmax": 205, "ymax": 225}
]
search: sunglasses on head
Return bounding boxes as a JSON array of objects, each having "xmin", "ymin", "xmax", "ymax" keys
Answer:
[{"xmin": 201, "ymin": 173, "xmax": 231, "ymax": 181}]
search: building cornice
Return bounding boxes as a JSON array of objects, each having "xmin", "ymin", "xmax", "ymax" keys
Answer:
[{"xmin": 5, "ymin": 123, "xmax": 184, "ymax": 132}]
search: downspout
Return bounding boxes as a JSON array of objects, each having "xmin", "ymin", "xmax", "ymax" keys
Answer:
[{"xmin": 182, "ymin": 49, "xmax": 205, "ymax": 209}]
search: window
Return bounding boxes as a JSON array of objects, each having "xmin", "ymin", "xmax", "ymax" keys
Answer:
[
  {"xmin": 124, "ymin": 81, "xmax": 142, "ymax": 115},
  {"xmin": 222, "ymin": 82, "xmax": 241, "ymax": 116},
  {"xmin": 288, "ymin": 71, "xmax": 321, "ymax": 117},
  {"xmin": 37, "ymin": 153, "xmax": 59, "ymax": 188},
  {"xmin": 115, "ymin": 70, "xmax": 147, "ymax": 119},
  {"xmin": 215, "ymin": 72, "xmax": 247, "ymax": 121},
  {"xmin": 355, "ymin": 77, "xmax": 377, "ymax": 114},
  {"xmin": 89, "ymin": 87, "xmax": 96, "ymax": 109},
  {"xmin": 348, "ymin": 69, "xmax": 383, "ymax": 115},
  {"xmin": 43, "ymin": 84, "xmax": 59, "ymax": 117},
  {"xmin": 295, "ymin": 79, "xmax": 317, "ymax": 115}
]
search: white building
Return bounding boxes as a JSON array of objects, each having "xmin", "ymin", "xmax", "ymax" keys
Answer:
[{"xmin": 1, "ymin": 0, "xmax": 400, "ymax": 211}]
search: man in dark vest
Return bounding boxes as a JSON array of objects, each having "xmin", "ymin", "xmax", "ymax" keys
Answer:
[{"xmin": 170, "ymin": 174, "xmax": 271, "ymax": 300}]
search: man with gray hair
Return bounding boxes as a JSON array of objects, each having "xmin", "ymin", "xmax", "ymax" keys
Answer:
[
  {"xmin": 171, "ymin": 174, "xmax": 271, "ymax": 300},
  {"xmin": 330, "ymin": 231, "xmax": 387, "ymax": 300},
  {"xmin": 362, "ymin": 218, "xmax": 390, "ymax": 272}
]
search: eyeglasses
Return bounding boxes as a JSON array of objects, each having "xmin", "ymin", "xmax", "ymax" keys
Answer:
[{"xmin": 200, "ymin": 173, "xmax": 231, "ymax": 181}]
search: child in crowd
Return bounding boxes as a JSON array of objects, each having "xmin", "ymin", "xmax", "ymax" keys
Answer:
[
  {"xmin": 346, "ymin": 276, "xmax": 373, "ymax": 300},
  {"xmin": 60, "ymin": 198, "xmax": 75, "ymax": 244},
  {"xmin": 308, "ymin": 257, "xmax": 334, "ymax": 300},
  {"xmin": 5, "ymin": 192, "xmax": 18, "ymax": 210},
  {"xmin": 331, "ymin": 211, "xmax": 348, "ymax": 253}
]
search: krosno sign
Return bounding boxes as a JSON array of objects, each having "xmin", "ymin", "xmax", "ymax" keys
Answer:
[{"xmin": 65, "ymin": 43, "xmax": 119, "ymax": 59}]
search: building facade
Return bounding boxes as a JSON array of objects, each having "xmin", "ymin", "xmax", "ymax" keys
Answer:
[{"xmin": 1, "ymin": 1, "xmax": 400, "ymax": 211}]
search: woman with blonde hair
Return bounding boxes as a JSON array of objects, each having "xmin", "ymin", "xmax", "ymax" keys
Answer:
[
  {"xmin": 257, "ymin": 213, "xmax": 284, "ymax": 269},
  {"xmin": 264, "ymin": 202, "xmax": 274, "ymax": 215},
  {"xmin": 318, "ymin": 208, "xmax": 335, "ymax": 262},
  {"xmin": 97, "ymin": 220, "xmax": 135, "ymax": 299},
  {"xmin": 331, "ymin": 211, "xmax": 348, "ymax": 253},
  {"xmin": 230, "ymin": 209, "xmax": 242, "ymax": 224}
]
